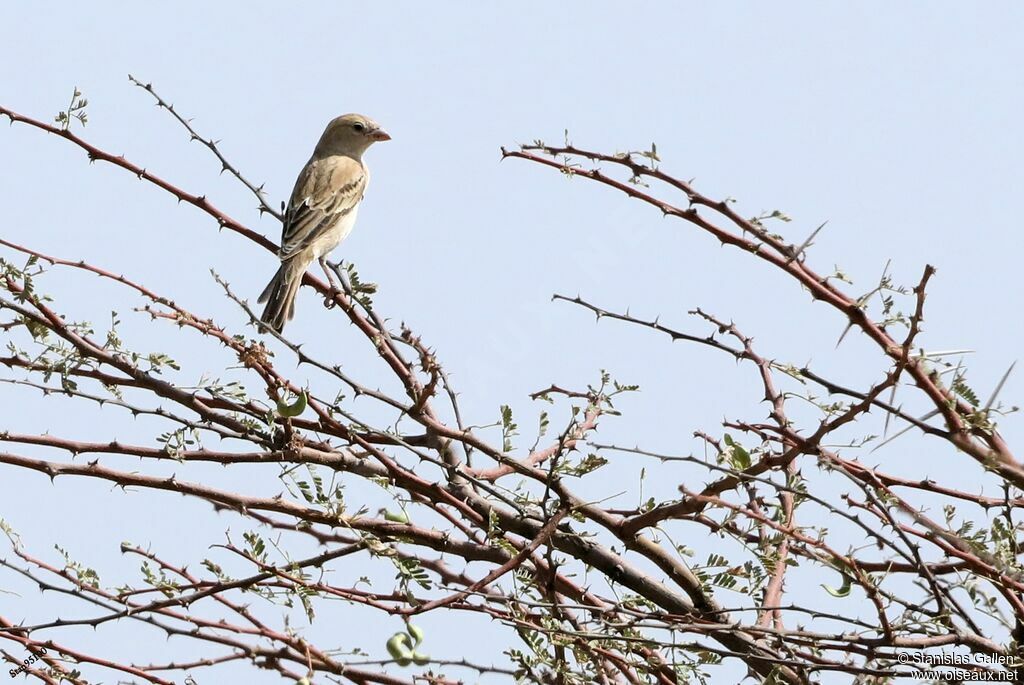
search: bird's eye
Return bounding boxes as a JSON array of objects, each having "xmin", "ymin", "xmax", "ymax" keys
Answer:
[{"xmin": 352, "ymin": 122, "xmax": 365, "ymax": 132}]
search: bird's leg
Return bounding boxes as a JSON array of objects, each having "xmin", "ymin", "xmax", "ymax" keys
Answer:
[{"xmin": 320, "ymin": 257, "xmax": 341, "ymax": 309}]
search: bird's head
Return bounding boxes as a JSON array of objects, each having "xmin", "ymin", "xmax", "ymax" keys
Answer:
[{"xmin": 315, "ymin": 113, "xmax": 390, "ymax": 158}]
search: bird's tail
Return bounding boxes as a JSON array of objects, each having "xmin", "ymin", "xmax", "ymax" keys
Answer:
[{"xmin": 258, "ymin": 259, "xmax": 305, "ymax": 333}]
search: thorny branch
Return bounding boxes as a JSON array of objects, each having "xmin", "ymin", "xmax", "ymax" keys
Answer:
[{"xmin": 0, "ymin": 90, "xmax": 1019, "ymax": 684}]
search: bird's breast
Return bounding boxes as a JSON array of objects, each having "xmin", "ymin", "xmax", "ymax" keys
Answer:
[{"xmin": 309, "ymin": 206, "xmax": 360, "ymax": 259}]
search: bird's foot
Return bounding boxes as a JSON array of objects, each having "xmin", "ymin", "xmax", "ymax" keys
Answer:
[{"xmin": 323, "ymin": 287, "xmax": 341, "ymax": 309}]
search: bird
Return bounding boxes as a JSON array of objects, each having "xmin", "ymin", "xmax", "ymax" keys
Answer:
[{"xmin": 258, "ymin": 113, "xmax": 390, "ymax": 332}]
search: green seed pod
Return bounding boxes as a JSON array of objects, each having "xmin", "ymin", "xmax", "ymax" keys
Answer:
[
  {"xmin": 411, "ymin": 651, "xmax": 431, "ymax": 665},
  {"xmin": 406, "ymin": 623, "xmax": 425, "ymax": 646},
  {"xmin": 386, "ymin": 632, "xmax": 413, "ymax": 666},
  {"xmin": 384, "ymin": 509, "xmax": 410, "ymax": 524},
  {"xmin": 276, "ymin": 390, "xmax": 308, "ymax": 418}
]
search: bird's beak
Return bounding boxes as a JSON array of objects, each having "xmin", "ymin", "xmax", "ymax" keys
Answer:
[{"xmin": 370, "ymin": 128, "xmax": 391, "ymax": 142}]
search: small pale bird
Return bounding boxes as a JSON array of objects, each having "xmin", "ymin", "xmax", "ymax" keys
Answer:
[{"xmin": 258, "ymin": 113, "xmax": 390, "ymax": 332}]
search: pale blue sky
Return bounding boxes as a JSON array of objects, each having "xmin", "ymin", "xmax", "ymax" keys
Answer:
[{"xmin": 2, "ymin": 3, "xmax": 1022, "ymax": 683}]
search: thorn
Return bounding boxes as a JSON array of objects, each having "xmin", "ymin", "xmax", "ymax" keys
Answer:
[
  {"xmin": 882, "ymin": 385, "xmax": 898, "ymax": 437},
  {"xmin": 835, "ymin": 321, "xmax": 854, "ymax": 349},
  {"xmin": 983, "ymin": 361, "xmax": 1017, "ymax": 412},
  {"xmin": 871, "ymin": 408, "xmax": 940, "ymax": 452},
  {"xmin": 787, "ymin": 220, "xmax": 828, "ymax": 264}
]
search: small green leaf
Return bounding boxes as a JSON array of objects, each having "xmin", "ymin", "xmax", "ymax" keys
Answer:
[
  {"xmin": 724, "ymin": 434, "xmax": 751, "ymax": 470},
  {"xmin": 500, "ymin": 404, "xmax": 518, "ymax": 451},
  {"xmin": 952, "ymin": 376, "xmax": 980, "ymax": 407}
]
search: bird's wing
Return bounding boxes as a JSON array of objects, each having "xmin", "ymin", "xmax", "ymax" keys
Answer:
[{"xmin": 279, "ymin": 156, "xmax": 367, "ymax": 259}]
